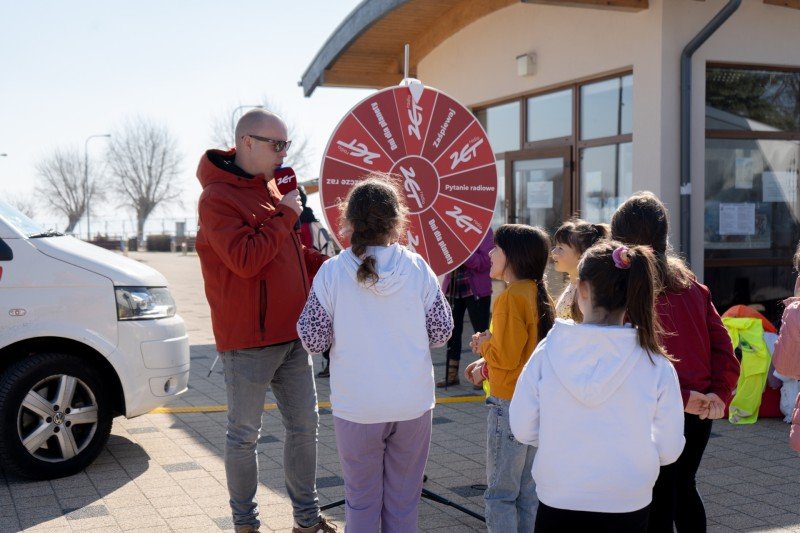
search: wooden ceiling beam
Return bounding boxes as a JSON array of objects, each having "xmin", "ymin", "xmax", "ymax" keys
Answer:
[
  {"xmin": 332, "ymin": 51, "xmax": 400, "ymax": 73},
  {"xmin": 303, "ymin": 0, "xmax": 653, "ymax": 96},
  {"xmin": 322, "ymin": 69, "xmax": 406, "ymax": 90},
  {"xmin": 764, "ymin": 0, "xmax": 800, "ymax": 10},
  {"xmin": 521, "ymin": 0, "xmax": 649, "ymax": 11}
]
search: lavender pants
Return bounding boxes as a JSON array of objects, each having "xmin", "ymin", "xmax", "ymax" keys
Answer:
[{"xmin": 333, "ymin": 410, "xmax": 432, "ymax": 533}]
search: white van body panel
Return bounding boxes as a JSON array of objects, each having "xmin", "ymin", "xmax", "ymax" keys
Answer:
[
  {"xmin": 0, "ymin": 201, "xmax": 190, "ymax": 477},
  {"xmin": 0, "ymin": 237, "xmax": 119, "ymax": 353},
  {"xmin": 33, "ymin": 236, "xmax": 166, "ymax": 287},
  {"xmin": 115, "ymin": 317, "xmax": 190, "ymax": 417},
  {"xmin": 0, "ymin": 213, "xmax": 189, "ymax": 420}
]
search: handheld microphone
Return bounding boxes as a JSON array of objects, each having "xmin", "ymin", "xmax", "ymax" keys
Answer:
[
  {"xmin": 275, "ymin": 166, "xmax": 302, "ymax": 230},
  {"xmin": 274, "ymin": 166, "xmax": 297, "ymax": 195}
]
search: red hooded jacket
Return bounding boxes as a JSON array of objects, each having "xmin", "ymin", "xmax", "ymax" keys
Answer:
[
  {"xmin": 196, "ymin": 149, "xmax": 326, "ymax": 352},
  {"xmin": 657, "ymin": 280, "xmax": 740, "ymax": 407}
]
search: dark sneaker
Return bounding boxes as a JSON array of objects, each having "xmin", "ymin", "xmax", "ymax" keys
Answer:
[
  {"xmin": 292, "ymin": 516, "xmax": 338, "ymax": 533},
  {"xmin": 234, "ymin": 525, "xmax": 259, "ymax": 533}
]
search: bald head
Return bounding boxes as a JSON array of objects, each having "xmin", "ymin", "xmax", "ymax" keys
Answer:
[
  {"xmin": 234, "ymin": 109, "xmax": 286, "ymax": 150},
  {"xmin": 233, "ymin": 109, "xmax": 289, "ymax": 177}
]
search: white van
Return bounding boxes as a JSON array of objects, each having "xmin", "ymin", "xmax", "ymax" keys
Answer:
[{"xmin": 0, "ymin": 200, "xmax": 189, "ymax": 479}]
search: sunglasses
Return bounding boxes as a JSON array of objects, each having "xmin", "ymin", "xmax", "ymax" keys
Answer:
[{"xmin": 245, "ymin": 134, "xmax": 292, "ymax": 153}]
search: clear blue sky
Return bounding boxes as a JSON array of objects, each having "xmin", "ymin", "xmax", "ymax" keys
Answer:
[{"xmin": 0, "ymin": 1, "xmax": 372, "ymax": 230}]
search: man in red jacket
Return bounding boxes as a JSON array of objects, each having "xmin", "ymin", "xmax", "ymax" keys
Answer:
[{"xmin": 196, "ymin": 109, "xmax": 333, "ymax": 533}]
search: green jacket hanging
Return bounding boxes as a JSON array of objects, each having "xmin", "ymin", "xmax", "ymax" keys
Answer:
[{"xmin": 723, "ymin": 317, "xmax": 771, "ymax": 425}]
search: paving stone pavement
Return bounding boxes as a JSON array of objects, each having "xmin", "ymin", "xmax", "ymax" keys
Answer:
[{"xmin": 1, "ymin": 250, "xmax": 799, "ymax": 532}]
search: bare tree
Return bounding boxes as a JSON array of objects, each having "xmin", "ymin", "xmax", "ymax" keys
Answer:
[
  {"xmin": 209, "ymin": 98, "xmax": 314, "ymax": 176},
  {"xmin": 35, "ymin": 148, "xmax": 103, "ymax": 233},
  {"xmin": 106, "ymin": 117, "xmax": 183, "ymax": 244}
]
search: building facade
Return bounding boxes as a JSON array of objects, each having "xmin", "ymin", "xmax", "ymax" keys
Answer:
[{"xmin": 303, "ymin": 0, "xmax": 800, "ymax": 321}]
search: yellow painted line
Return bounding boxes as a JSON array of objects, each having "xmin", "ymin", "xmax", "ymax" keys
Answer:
[
  {"xmin": 436, "ymin": 395, "xmax": 485, "ymax": 404},
  {"xmin": 150, "ymin": 395, "xmax": 484, "ymax": 414}
]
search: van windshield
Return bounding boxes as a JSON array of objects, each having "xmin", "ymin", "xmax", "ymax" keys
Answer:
[{"xmin": 0, "ymin": 199, "xmax": 48, "ymax": 237}]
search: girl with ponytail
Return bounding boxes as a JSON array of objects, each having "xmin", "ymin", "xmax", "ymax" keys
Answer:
[
  {"xmin": 463, "ymin": 223, "xmax": 555, "ymax": 532},
  {"xmin": 297, "ymin": 175, "xmax": 454, "ymax": 531},
  {"xmin": 509, "ymin": 240, "xmax": 685, "ymax": 532}
]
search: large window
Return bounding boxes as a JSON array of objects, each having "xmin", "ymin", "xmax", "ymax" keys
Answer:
[
  {"xmin": 527, "ymin": 89, "xmax": 572, "ymax": 143},
  {"xmin": 580, "ymin": 75, "xmax": 633, "ymax": 140},
  {"xmin": 705, "ymin": 65, "xmax": 800, "ymax": 318},
  {"xmin": 476, "ymin": 101, "xmax": 521, "ymax": 154},
  {"xmin": 474, "ymin": 72, "xmax": 633, "ymax": 225},
  {"xmin": 580, "ymin": 142, "xmax": 632, "ymax": 222},
  {"xmin": 578, "ymin": 75, "xmax": 633, "ymax": 223},
  {"xmin": 706, "ymin": 67, "xmax": 800, "ymax": 132}
]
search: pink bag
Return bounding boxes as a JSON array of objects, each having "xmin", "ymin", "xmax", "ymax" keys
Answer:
[
  {"xmin": 790, "ymin": 392, "xmax": 800, "ymax": 453},
  {"xmin": 773, "ymin": 299, "xmax": 800, "ymax": 380}
]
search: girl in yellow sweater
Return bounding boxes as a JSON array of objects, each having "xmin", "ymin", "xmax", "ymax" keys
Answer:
[{"xmin": 465, "ymin": 224, "xmax": 555, "ymax": 532}]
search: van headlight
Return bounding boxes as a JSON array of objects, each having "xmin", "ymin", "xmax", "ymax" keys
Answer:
[{"xmin": 115, "ymin": 287, "xmax": 176, "ymax": 320}]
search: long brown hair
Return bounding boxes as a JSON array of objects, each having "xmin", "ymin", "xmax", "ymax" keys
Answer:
[
  {"xmin": 341, "ymin": 175, "xmax": 408, "ymax": 286},
  {"xmin": 494, "ymin": 224, "xmax": 555, "ymax": 341},
  {"xmin": 578, "ymin": 240, "xmax": 672, "ymax": 360},
  {"xmin": 610, "ymin": 191, "xmax": 694, "ymax": 294}
]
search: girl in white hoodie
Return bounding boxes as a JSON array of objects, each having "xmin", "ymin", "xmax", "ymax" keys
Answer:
[
  {"xmin": 297, "ymin": 176, "xmax": 453, "ymax": 533},
  {"xmin": 509, "ymin": 241, "xmax": 685, "ymax": 532}
]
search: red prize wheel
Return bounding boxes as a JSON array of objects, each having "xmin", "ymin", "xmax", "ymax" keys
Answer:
[{"xmin": 320, "ymin": 85, "xmax": 497, "ymax": 276}]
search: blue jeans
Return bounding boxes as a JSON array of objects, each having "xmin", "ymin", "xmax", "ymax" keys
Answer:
[
  {"xmin": 221, "ymin": 341, "xmax": 320, "ymax": 529},
  {"xmin": 485, "ymin": 396, "xmax": 537, "ymax": 532}
]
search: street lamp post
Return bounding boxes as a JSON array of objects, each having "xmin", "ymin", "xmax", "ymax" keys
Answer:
[
  {"xmin": 230, "ymin": 105, "xmax": 265, "ymax": 144},
  {"xmin": 84, "ymin": 134, "xmax": 111, "ymax": 241}
]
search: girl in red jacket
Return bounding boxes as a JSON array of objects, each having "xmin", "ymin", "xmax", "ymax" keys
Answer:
[
  {"xmin": 772, "ymin": 242, "xmax": 800, "ymax": 452},
  {"xmin": 611, "ymin": 192, "xmax": 739, "ymax": 533}
]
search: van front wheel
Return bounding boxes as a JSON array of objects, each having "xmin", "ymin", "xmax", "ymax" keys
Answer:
[{"xmin": 0, "ymin": 352, "xmax": 113, "ymax": 479}]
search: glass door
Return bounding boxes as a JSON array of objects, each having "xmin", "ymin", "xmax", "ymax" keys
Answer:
[
  {"xmin": 505, "ymin": 147, "xmax": 573, "ymax": 296},
  {"xmin": 505, "ymin": 146, "xmax": 572, "ymax": 233}
]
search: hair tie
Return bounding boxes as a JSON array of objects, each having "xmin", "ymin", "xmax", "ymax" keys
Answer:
[{"xmin": 612, "ymin": 246, "xmax": 632, "ymax": 269}]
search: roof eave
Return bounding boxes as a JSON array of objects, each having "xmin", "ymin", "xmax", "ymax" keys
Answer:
[{"xmin": 299, "ymin": 0, "xmax": 412, "ymax": 97}]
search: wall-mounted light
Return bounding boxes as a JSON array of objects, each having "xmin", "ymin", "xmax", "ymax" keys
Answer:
[{"xmin": 516, "ymin": 53, "xmax": 536, "ymax": 77}]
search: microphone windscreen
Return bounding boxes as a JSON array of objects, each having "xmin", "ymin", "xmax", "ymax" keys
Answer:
[{"xmin": 274, "ymin": 167, "xmax": 297, "ymax": 195}]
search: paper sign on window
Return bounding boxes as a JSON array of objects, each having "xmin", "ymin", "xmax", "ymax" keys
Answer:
[
  {"xmin": 762, "ymin": 171, "xmax": 797, "ymax": 203},
  {"xmin": 527, "ymin": 180, "xmax": 553, "ymax": 209},
  {"xmin": 719, "ymin": 203, "xmax": 755, "ymax": 236}
]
